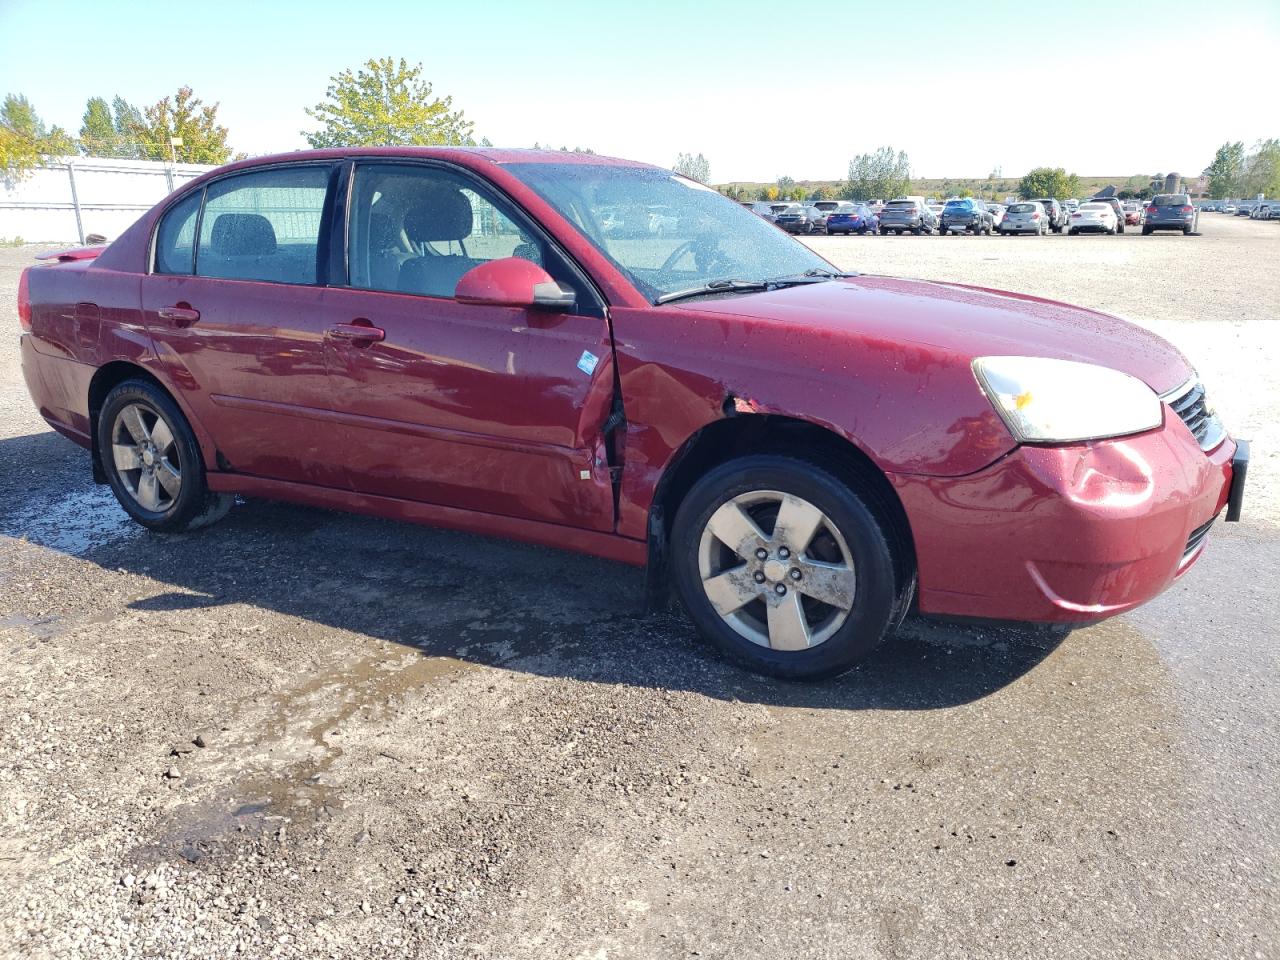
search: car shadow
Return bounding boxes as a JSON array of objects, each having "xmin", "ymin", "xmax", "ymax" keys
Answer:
[{"xmin": 0, "ymin": 430, "xmax": 1070, "ymax": 711}]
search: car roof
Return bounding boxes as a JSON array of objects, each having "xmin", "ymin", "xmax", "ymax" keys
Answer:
[{"xmin": 200, "ymin": 146, "xmax": 656, "ymax": 177}]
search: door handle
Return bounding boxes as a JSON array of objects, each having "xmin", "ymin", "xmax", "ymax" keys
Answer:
[
  {"xmin": 158, "ymin": 304, "xmax": 200, "ymax": 326},
  {"xmin": 327, "ymin": 321, "xmax": 385, "ymax": 345}
]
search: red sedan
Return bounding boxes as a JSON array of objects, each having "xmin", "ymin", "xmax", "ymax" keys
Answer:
[{"xmin": 17, "ymin": 148, "xmax": 1248, "ymax": 679}]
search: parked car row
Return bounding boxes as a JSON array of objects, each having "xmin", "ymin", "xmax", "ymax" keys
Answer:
[
  {"xmin": 739, "ymin": 191, "xmax": 1214, "ymax": 238},
  {"xmin": 1199, "ymin": 200, "xmax": 1279, "ymax": 219}
]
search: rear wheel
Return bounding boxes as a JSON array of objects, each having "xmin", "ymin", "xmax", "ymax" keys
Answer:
[
  {"xmin": 1142, "ymin": 226, "xmax": 1152, "ymax": 235},
  {"xmin": 671, "ymin": 455, "xmax": 903, "ymax": 680},
  {"xmin": 98, "ymin": 379, "xmax": 233, "ymax": 532},
  {"xmin": 1116, "ymin": 222, "xmax": 1125, "ymax": 234}
]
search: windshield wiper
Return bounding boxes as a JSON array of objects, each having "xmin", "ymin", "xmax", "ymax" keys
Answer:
[
  {"xmin": 655, "ymin": 278, "xmax": 771, "ymax": 305},
  {"xmin": 794, "ymin": 268, "xmax": 859, "ymax": 279},
  {"xmin": 655, "ymin": 269, "xmax": 858, "ymax": 306}
]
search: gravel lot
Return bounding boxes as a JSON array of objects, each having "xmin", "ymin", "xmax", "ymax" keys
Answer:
[{"xmin": 1, "ymin": 216, "xmax": 1276, "ymax": 959}]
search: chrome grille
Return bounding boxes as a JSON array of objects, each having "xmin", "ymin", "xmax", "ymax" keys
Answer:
[
  {"xmin": 1161, "ymin": 378, "xmax": 1226, "ymax": 451},
  {"xmin": 1182, "ymin": 515, "xmax": 1215, "ymax": 562}
]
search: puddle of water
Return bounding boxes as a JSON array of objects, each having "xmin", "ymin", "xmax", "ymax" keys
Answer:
[
  {"xmin": 143, "ymin": 651, "xmax": 475, "ymax": 859},
  {"xmin": 0, "ymin": 484, "xmax": 141, "ymax": 555}
]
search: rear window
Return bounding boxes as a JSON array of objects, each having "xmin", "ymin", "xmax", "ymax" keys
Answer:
[
  {"xmin": 1153, "ymin": 194, "xmax": 1190, "ymax": 206},
  {"xmin": 943, "ymin": 199, "xmax": 973, "ymax": 209},
  {"xmin": 1009, "ymin": 203, "xmax": 1036, "ymax": 213},
  {"xmin": 1080, "ymin": 203, "xmax": 1108, "ymax": 211},
  {"xmin": 886, "ymin": 200, "xmax": 916, "ymax": 209}
]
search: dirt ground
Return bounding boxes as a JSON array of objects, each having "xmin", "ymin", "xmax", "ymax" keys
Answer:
[{"xmin": 1, "ymin": 216, "xmax": 1277, "ymax": 960}]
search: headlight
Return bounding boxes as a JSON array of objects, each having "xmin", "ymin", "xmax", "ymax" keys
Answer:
[{"xmin": 972, "ymin": 356, "xmax": 1162, "ymax": 443}]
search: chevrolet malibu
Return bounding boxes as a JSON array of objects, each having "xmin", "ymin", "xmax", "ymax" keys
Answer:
[{"xmin": 17, "ymin": 148, "xmax": 1249, "ymax": 680}]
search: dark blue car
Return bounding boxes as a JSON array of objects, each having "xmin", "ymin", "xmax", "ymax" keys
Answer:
[{"xmin": 826, "ymin": 202, "xmax": 880, "ymax": 235}]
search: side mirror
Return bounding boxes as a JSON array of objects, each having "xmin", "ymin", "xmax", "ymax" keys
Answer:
[{"xmin": 455, "ymin": 257, "xmax": 576, "ymax": 312}]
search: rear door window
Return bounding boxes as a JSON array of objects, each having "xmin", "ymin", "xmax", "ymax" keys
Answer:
[{"xmin": 196, "ymin": 166, "xmax": 331, "ymax": 284}]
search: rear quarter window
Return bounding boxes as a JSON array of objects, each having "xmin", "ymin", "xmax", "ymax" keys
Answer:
[{"xmin": 154, "ymin": 190, "xmax": 202, "ymax": 275}]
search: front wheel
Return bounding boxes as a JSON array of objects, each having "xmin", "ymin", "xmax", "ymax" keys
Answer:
[
  {"xmin": 98, "ymin": 379, "xmax": 233, "ymax": 532},
  {"xmin": 671, "ymin": 455, "xmax": 903, "ymax": 680}
]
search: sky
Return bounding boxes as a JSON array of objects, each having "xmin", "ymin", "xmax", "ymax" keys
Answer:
[{"xmin": 2, "ymin": 0, "xmax": 1277, "ymax": 183}]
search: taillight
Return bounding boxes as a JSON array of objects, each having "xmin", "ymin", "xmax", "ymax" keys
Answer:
[
  {"xmin": 1180, "ymin": 205, "xmax": 1194, "ymax": 213},
  {"xmin": 17, "ymin": 267, "xmax": 32, "ymax": 332},
  {"xmin": 1146, "ymin": 206, "xmax": 1158, "ymax": 215},
  {"xmin": 1031, "ymin": 213, "xmax": 1040, "ymax": 219},
  {"xmin": 1071, "ymin": 213, "xmax": 1081, "ymax": 218}
]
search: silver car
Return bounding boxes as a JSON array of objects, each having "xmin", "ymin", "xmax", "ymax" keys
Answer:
[{"xmin": 999, "ymin": 201, "xmax": 1049, "ymax": 236}]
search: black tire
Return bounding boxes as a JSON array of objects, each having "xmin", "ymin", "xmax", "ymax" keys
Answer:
[
  {"xmin": 1183, "ymin": 225, "xmax": 1192, "ymax": 235},
  {"xmin": 671, "ymin": 455, "xmax": 904, "ymax": 680},
  {"xmin": 1068, "ymin": 228, "xmax": 1076, "ymax": 235},
  {"xmin": 97, "ymin": 378, "xmax": 233, "ymax": 532},
  {"xmin": 1142, "ymin": 226, "xmax": 1152, "ymax": 235},
  {"xmin": 1117, "ymin": 222, "xmax": 1125, "ymax": 234}
]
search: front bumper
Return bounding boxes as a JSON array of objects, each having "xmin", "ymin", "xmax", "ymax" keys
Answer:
[{"xmin": 891, "ymin": 421, "xmax": 1241, "ymax": 623}]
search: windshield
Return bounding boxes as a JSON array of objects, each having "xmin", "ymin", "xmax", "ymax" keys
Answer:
[{"xmin": 503, "ymin": 163, "xmax": 832, "ymax": 303}]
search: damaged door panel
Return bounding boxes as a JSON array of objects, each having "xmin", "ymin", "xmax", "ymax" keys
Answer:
[{"xmin": 320, "ymin": 285, "xmax": 618, "ymax": 532}]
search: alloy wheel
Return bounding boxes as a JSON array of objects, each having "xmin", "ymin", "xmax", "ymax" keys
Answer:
[
  {"xmin": 697, "ymin": 490, "xmax": 856, "ymax": 651},
  {"xmin": 111, "ymin": 401, "xmax": 182, "ymax": 512}
]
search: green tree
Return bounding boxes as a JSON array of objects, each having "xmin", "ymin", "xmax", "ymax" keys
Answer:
[
  {"xmin": 131, "ymin": 86, "xmax": 232, "ymax": 163},
  {"xmin": 776, "ymin": 175, "xmax": 796, "ymax": 194},
  {"xmin": 1017, "ymin": 167, "xmax": 1080, "ymax": 200},
  {"xmin": 112, "ymin": 97, "xmax": 144, "ymax": 157},
  {"xmin": 1204, "ymin": 142, "xmax": 1244, "ymax": 199},
  {"xmin": 304, "ymin": 57, "xmax": 473, "ymax": 147},
  {"xmin": 1, "ymin": 93, "xmax": 75, "ymax": 183},
  {"xmin": 81, "ymin": 96, "xmax": 146, "ymax": 158},
  {"xmin": 841, "ymin": 146, "xmax": 911, "ymax": 201},
  {"xmin": 673, "ymin": 151, "xmax": 710, "ymax": 184},
  {"xmin": 1239, "ymin": 139, "xmax": 1280, "ymax": 198}
]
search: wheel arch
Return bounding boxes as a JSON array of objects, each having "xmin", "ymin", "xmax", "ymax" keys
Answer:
[
  {"xmin": 645, "ymin": 413, "xmax": 916, "ymax": 614},
  {"xmin": 87, "ymin": 361, "xmax": 216, "ymax": 483}
]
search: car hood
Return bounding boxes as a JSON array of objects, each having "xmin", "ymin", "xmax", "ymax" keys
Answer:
[{"xmin": 683, "ymin": 275, "xmax": 1192, "ymax": 393}]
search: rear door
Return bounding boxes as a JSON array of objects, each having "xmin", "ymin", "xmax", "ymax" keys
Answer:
[
  {"xmin": 319, "ymin": 160, "xmax": 617, "ymax": 532},
  {"xmin": 140, "ymin": 162, "xmax": 348, "ymax": 487}
]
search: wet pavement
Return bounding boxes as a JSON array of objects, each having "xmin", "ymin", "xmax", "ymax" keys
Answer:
[{"xmin": 0, "ymin": 224, "xmax": 1277, "ymax": 958}]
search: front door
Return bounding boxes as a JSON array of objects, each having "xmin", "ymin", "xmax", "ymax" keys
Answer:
[
  {"xmin": 321, "ymin": 161, "xmax": 616, "ymax": 532},
  {"xmin": 140, "ymin": 162, "xmax": 348, "ymax": 488}
]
